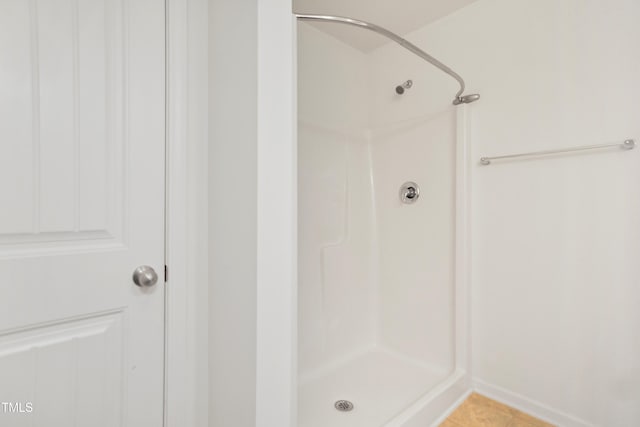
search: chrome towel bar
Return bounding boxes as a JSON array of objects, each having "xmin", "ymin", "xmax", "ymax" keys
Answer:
[{"xmin": 480, "ymin": 139, "xmax": 635, "ymax": 165}]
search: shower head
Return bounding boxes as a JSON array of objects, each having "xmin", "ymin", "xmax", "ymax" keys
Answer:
[{"xmin": 395, "ymin": 79, "xmax": 413, "ymax": 95}]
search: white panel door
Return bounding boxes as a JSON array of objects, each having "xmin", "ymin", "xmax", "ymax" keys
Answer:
[{"xmin": 0, "ymin": 0, "xmax": 165, "ymax": 425}]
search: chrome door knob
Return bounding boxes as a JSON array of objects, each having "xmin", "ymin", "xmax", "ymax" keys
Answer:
[{"xmin": 132, "ymin": 265, "xmax": 159, "ymax": 288}]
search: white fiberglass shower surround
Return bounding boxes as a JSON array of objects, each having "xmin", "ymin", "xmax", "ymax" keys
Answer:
[{"xmin": 297, "ymin": 14, "xmax": 476, "ymax": 427}]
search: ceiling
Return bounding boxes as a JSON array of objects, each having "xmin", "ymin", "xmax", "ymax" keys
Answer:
[{"xmin": 293, "ymin": 0, "xmax": 480, "ymax": 52}]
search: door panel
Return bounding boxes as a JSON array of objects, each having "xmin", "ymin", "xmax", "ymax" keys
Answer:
[
  {"xmin": 0, "ymin": 0, "xmax": 165, "ymax": 425},
  {"xmin": 0, "ymin": 0, "xmax": 124, "ymax": 249},
  {"xmin": 0, "ymin": 312, "xmax": 124, "ymax": 427}
]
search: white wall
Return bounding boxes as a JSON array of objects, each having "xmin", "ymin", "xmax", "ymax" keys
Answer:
[
  {"xmin": 370, "ymin": 110, "xmax": 456, "ymax": 373},
  {"xmin": 209, "ymin": 1, "xmax": 296, "ymax": 426},
  {"xmin": 298, "ymin": 21, "xmax": 458, "ymax": 379},
  {"xmin": 297, "ymin": 24, "xmax": 369, "ymax": 130},
  {"xmin": 208, "ymin": 0, "xmax": 296, "ymax": 427},
  {"xmin": 367, "ymin": 1, "xmax": 640, "ymax": 425},
  {"xmin": 208, "ymin": 0, "xmax": 257, "ymax": 425},
  {"xmin": 297, "ymin": 23, "xmax": 377, "ymax": 377}
]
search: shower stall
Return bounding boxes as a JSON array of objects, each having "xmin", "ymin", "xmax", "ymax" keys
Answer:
[{"xmin": 297, "ymin": 15, "xmax": 475, "ymax": 427}]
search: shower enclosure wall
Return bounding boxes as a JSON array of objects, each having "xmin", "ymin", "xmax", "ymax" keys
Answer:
[{"xmin": 297, "ymin": 22, "xmax": 472, "ymax": 427}]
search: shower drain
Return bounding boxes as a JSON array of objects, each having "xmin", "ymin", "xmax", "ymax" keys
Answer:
[{"xmin": 334, "ymin": 400, "xmax": 354, "ymax": 412}]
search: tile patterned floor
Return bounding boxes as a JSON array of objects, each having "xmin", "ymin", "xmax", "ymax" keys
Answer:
[{"xmin": 440, "ymin": 393, "xmax": 556, "ymax": 427}]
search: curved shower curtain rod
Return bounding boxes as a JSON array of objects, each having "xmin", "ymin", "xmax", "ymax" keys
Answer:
[{"xmin": 295, "ymin": 14, "xmax": 480, "ymax": 106}]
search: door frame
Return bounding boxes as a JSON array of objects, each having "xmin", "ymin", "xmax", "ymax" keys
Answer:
[
  {"xmin": 165, "ymin": 0, "xmax": 208, "ymax": 426},
  {"xmin": 165, "ymin": 1, "xmax": 298, "ymax": 426}
]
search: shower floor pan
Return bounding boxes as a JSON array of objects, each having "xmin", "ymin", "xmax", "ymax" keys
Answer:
[{"xmin": 298, "ymin": 349, "xmax": 454, "ymax": 427}]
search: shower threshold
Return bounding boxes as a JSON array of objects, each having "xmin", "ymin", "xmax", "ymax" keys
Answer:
[{"xmin": 298, "ymin": 349, "xmax": 451, "ymax": 427}]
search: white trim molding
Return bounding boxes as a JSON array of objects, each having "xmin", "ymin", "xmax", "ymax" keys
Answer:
[
  {"xmin": 255, "ymin": 2, "xmax": 297, "ymax": 427},
  {"xmin": 473, "ymin": 379, "xmax": 597, "ymax": 427},
  {"xmin": 165, "ymin": 0, "xmax": 208, "ymax": 426}
]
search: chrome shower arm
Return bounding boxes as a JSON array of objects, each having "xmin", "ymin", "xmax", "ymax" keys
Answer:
[{"xmin": 295, "ymin": 14, "xmax": 478, "ymax": 105}]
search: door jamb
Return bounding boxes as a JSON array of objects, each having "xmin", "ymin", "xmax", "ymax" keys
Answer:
[{"xmin": 165, "ymin": 0, "xmax": 208, "ymax": 426}]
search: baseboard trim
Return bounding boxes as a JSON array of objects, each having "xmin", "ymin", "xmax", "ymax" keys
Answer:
[
  {"xmin": 473, "ymin": 379, "xmax": 597, "ymax": 427},
  {"xmin": 429, "ymin": 388, "xmax": 473, "ymax": 427}
]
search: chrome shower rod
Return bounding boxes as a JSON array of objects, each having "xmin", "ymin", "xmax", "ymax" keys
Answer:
[
  {"xmin": 295, "ymin": 14, "xmax": 479, "ymax": 106},
  {"xmin": 479, "ymin": 139, "xmax": 636, "ymax": 165}
]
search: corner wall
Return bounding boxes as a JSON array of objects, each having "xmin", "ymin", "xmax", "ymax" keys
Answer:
[{"xmin": 209, "ymin": 1, "xmax": 296, "ymax": 426}]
